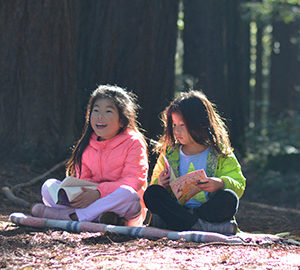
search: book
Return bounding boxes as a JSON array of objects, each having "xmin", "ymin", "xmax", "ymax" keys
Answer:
[
  {"xmin": 47, "ymin": 176, "xmax": 99, "ymax": 205},
  {"xmin": 163, "ymin": 154, "xmax": 208, "ymax": 205}
]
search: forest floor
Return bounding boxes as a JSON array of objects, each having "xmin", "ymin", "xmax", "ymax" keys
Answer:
[{"xmin": 0, "ymin": 161, "xmax": 300, "ymax": 269}]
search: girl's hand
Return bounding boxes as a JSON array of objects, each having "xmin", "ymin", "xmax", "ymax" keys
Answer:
[
  {"xmin": 158, "ymin": 169, "xmax": 170, "ymax": 188},
  {"xmin": 198, "ymin": 177, "xmax": 224, "ymax": 193},
  {"xmin": 70, "ymin": 187, "xmax": 101, "ymax": 208}
]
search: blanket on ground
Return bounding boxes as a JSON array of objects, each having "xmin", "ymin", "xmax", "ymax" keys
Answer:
[{"xmin": 9, "ymin": 213, "xmax": 297, "ymax": 246}]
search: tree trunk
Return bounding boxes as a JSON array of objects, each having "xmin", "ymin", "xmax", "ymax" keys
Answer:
[
  {"xmin": 270, "ymin": 21, "xmax": 300, "ymax": 118},
  {"xmin": 224, "ymin": 0, "xmax": 248, "ymax": 153},
  {"xmin": 254, "ymin": 26, "xmax": 263, "ymax": 127},
  {"xmin": 77, "ymin": 0, "xmax": 179, "ymax": 140},
  {"xmin": 239, "ymin": 11, "xmax": 250, "ymax": 137},
  {"xmin": 183, "ymin": 0, "xmax": 248, "ymax": 153},
  {"xmin": 0, "ymin": 0, "xmax": 78, "ymax": 163},
  {"xmin": 0, "ymin": 1, "xmax": 179, "ymax": 165},
  {"xmin": 183, "ymin": 0, "xmax": 225, "ymax": 101}
]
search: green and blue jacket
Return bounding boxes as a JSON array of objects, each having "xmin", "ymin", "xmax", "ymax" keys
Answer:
[{"xmin": 150, "ymin": 145, "xmax": 246, "ymax": 204}]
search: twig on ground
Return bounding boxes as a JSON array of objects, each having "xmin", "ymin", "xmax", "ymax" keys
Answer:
[
  {"xmin": 1, "ymin": 159, "xmax": 67, "ymax": 207},
  {"xmin": 12, "ymin": 159, "xmax": 67, "ymax": 193},
  {"xmin": 1, "ymin": 186, "xmax": 31, "ymax": 208},
  {"xmin": 244, "ymin": 201, "xmax": 300, "ymax": 215}
]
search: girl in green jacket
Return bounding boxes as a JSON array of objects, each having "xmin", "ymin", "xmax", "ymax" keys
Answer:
[{"xmin": 143, "ymin": 90, "xmax": 246, "ymax": 234}]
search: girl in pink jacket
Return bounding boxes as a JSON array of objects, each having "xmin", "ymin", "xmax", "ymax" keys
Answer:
[{"xmin": 31, "ymin": 85, "xmax": 148, "ymax": 226}]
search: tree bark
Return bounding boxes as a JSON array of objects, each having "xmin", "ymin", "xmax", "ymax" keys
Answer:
[
  {"xmin": 0, "ymin": 0, "xmax": 78, "ymax": 162},
  {"xmin": 77, "ymin": 0, "xmax": 179, "ymax": 140},
  {"xmin": 270, "ymin": 21, "xmax": 300, "ymax": 118},
  {"xmin": 183, "ymin": 0, "xmax": 249, "ymax": 153},
  {"xmin": 254, "ymin": 26, "xmax": 263, "ymax": 127}
]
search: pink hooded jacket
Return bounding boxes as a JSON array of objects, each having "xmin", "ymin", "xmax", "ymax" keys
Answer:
[{"xmin": 76, "ymin": 128, "xmax": 148, "ymax": 220}]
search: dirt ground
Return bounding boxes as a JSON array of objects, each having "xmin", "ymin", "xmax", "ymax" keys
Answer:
[{"xmin": 0, "ymin": 161, "xmax": 300, "ymax": 269}]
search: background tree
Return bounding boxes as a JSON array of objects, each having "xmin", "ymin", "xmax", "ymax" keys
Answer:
[
  {"xmin": 254, "ymin": 25, "xmax": 263, "ymax": 128},
  {"xmin": 0, "ymin": 0, "xmax": 179, "ymax": 165},
  {"xmin": 0, "ymin": 0, "xmax": 78, "ymax": 163},
  {"xmin": 241, "ymin": 1, "xmax": 300, "ymax": 208},
  {"xmin": 183, "ymin": 0, "xmax": 250, "ymax": 153},
  {"xmin": 270, "ymin": 20, "xmax": 300, "ymax": 118},
  {"xmin": 77, "ymin": 0, "xmax": 179, "ymax": 143},
  {"xmin": 245, "ymin": 0, "xmax": 300, "ymax": 150}
]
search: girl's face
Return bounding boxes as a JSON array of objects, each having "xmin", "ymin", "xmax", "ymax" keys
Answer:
[
  {"xmin": 171, "ymin": 112, "xmax": 196, "ymax": 146},
  {"xmin": 90, "ymin": 98, "xmax": 123, "ymax": 140}
]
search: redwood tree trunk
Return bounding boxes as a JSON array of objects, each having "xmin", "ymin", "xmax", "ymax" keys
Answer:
[
  {"xmin": 270, "ymin": 21, "xmax": 300, "ymax": 118},
  {"xmin": 0, "ymin": 1, "xmax": 179, "ymax": 164},
  {"xmin": 183, "ymin": 0, "xmax": 249, "ymax": 153},
  {"xmin": 254, "ymin": 26, "xmax": 263, "ymax": 127},
  {"xmin": 77, "ymin": 0, "xmax": 179, "ymax": 140},
  {"xmin": 0, "ymin": 0, "xmax": 78, "ymax": 162}
]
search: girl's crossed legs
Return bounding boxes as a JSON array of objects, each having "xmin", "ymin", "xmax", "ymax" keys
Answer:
[
  {"xmin": 143, "ymin": 184, "xmax": 239, "ymax": 231},
  {"xmin": 40, "ymin": 179, "xmax": 142, "ymax": 224}
]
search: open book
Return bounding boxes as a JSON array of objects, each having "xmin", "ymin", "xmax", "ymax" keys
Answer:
[
  {"xmin": 48, "ymin": 176, "xmax": 98, "ymax": 205},
  {"xmin": 163, "ymin": 155, "xmax": 208, "ymax": 205}
]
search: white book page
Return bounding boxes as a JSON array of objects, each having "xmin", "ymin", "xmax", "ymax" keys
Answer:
[{"xmin": 60, "ymin": 176, "xmax": 98, "ymax": 188}]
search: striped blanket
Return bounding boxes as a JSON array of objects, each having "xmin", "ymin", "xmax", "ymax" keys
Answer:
[{"xmin": 9, "ymin": 212, "xmax": 285, "ymax": 245}]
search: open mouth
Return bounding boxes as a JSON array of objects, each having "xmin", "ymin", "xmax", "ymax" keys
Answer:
[{"xmin": 96, "ymin": 124, "xmax": 107, "ymax": 129}]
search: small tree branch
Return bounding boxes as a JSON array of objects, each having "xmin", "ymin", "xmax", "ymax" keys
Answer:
[
  {"xmin": 1, "ymin": 159, "xmax": 67, "ymax": 207},
  {"xmin": 1, "ymin": 186, "xmax": 31, "ymax": 208},
  {"xmin": 12, "ymin": 159, "xmax": 67, "ymax": 193},
  {"xmin": 243, "ymin": 201, "xmax": 300, "ymax": 215}
]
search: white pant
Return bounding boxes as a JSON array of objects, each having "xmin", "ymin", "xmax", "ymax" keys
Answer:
[{"xmin": 42, "ymin": 179, "xmax": 142, "ymax": 223}]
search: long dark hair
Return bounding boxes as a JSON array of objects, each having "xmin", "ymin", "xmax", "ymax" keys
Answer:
[
  {"xmin": 66, "ymin": 85, "xmax": 143, "ymax": 177},
  {"xmin": 156, "ymin": 90, "xmax": 232, "ymax": 156}
]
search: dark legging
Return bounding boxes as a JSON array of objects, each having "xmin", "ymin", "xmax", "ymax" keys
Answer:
[{"xmin": 143, "ymin": 185, "xmax": 239, "ymax": 231}]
